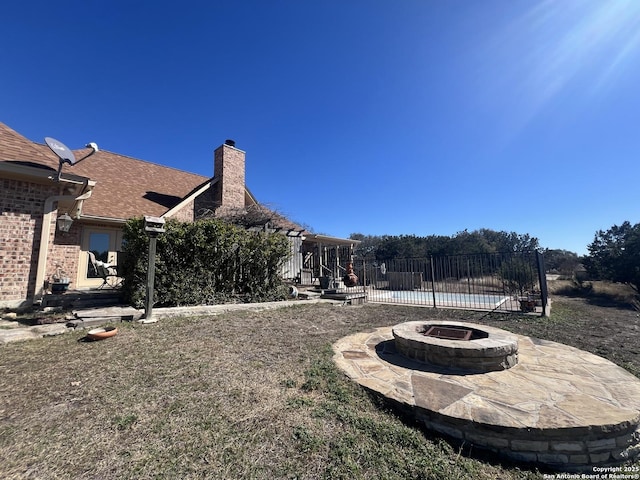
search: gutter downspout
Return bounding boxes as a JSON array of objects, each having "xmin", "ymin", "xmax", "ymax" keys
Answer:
[{"xmin": 33, "ymin": 185, "xmax": 94, "ymax": 303}]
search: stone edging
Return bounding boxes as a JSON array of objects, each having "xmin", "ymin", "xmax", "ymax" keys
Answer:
[{"xmin": 333, "ymin": 326, "xmax": 640, "ymax": 472}]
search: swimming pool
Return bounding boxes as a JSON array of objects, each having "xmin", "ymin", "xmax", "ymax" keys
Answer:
[{"xmin": 373, "ymin": 290, "xmax": 509, "ymax": 308}]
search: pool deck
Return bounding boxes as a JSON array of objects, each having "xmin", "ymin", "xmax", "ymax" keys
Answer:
[{"xmin": 333, "ymin": 325, "xmax": 640, "ymax": 471}]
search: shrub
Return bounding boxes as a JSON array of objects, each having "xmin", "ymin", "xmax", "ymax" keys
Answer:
[{"xmin": 120, "ymin": 218, "xmax": 291, "ymax": 308}]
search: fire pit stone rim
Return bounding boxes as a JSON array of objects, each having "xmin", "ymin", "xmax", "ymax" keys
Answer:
[
  {"xmin": 392, "ymin": 320, "xmax": 518, "ymax": 353},
  {"xmin": 391, "ymin": 320, "xmax": 519, "ymax": 372}
]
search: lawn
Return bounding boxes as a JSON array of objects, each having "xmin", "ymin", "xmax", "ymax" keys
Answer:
[{"xmin": 1, "ymin": 285, "xmax": 639, "ymax": 479}]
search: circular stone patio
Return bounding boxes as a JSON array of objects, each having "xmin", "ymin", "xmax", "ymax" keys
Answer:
[{"xmin": 333, "ymin": 323, "xmax": 640, "ymax": 472}]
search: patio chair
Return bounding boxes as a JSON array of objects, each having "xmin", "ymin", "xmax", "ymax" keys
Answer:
[{"xmin": 88, "ymin": 251, "xmax": 122, "ymax": 289}]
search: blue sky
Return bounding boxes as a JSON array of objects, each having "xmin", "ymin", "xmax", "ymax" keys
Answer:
[{"xmin": 3, "ymin": 1, "xmax": 640, "ymax": 255}]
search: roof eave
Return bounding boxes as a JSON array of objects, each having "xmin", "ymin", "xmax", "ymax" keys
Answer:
[
  {"xmin": 0, "ymin": 161, "xmax": 90, "ymax": 186},
  {"xmin": 307, "ymin": 234, "xmax": 361, "ymax": 246},
  {"xmin": 78, "ymin": 214, "xmax": 128, "ymax": 225}
]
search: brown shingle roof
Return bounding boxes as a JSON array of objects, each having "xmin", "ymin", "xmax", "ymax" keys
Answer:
[
  {"xmin": 69, "ymin": 149, "xmax": 208, "ymax": 219},
  {"xmin": 0, "ymin": 122, "xmax": 57, "ymax": 170},
  {"xmin": 0, "ymin": 122, "xmax": 307, "ymax": 231},
  {"xmin": 0, "ymin": 122, "xmax": 210, "ymax": 220}
]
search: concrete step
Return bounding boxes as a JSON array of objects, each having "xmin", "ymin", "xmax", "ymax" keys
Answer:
[
  {"xmin": 73, "ymin": 306, "xmax": 142, "ymax": 320},
  {"xmin": 320, "ymin": 291, "xmax": 367, "ymax": 305},
  {"xmin": 66, "ymin": 306, "xmax": 143, "ymax": 329},
  {"xmin": 42, "ymin": 290, "xmax": 124, "ymax": 309},
  {"xmin": 0, "ymin": 323, "xmax": 71, "ymax": 344}
]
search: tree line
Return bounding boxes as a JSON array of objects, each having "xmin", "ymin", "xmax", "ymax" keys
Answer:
[
  {"xmin": 349, "ymin": 222, "xmax": 640, "ymax": 292},
  {"xmin": 349, "ymin": 229, "xmax": 541, "ymax": 259}
]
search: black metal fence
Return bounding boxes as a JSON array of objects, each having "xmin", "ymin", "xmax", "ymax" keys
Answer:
[{"xmin": 352, "ymin": 251, "xmax": 548, "ymax": 315}]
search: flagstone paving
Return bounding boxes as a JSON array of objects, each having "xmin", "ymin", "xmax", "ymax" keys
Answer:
[{"xmin": 333, "ymin": 325, "xmax": 640, "ymax": 472}]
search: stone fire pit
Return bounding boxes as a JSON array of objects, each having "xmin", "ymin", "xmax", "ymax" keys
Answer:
[
  {"xmin": 392, "ymin": 321, "xmax": 518, "ymax": 373},
  {"xmin": 333, "ymin": 321, "xmax": 640, "ymax": 472}
]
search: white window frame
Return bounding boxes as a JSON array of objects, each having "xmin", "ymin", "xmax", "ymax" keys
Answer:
[{"xmin": 77, "ymin": 227, "xmax": 123, "ymax": 288}]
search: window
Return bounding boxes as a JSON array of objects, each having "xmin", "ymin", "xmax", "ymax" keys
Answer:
[
  {"xmin": 78, "ymin": 227, "xmax": 123, "ymax": 288},
  {"xmin": 87, "ymin": 232, "xmax": 111, "ymax": 278}
]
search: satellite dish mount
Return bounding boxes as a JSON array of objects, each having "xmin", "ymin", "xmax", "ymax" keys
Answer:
[{"xmin": 45, "ymin": 137, "xmax": 99, "ymax": 181}]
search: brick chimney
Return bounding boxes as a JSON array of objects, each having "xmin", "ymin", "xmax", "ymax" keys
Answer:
[{"xmin": 213, "ymin": 140, "xmax": 246, "ymax": 215}]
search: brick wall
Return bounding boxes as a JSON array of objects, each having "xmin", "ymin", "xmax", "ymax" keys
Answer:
[
  {"xmin": 47, "ymin": 218, "xmax": 81, "ymax": 287},
  {"xmin": 213, "ymin": 143, "xmax": 245, "ymax": 216},
  {"xmin": 194, "ymin": 186, "xmax": 218, "ymax": 219},
  {"xmin": 168, "ymin": 200, "xmax": 195, "ymax": 222},
  {"xmin": 0, "ymin": 178, "xmax": 59, "ymax": 304}
]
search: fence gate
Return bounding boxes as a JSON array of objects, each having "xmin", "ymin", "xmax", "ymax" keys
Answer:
[{"xmin": 353, "ymin": 251, "xmax": 547, "ymax": 315}]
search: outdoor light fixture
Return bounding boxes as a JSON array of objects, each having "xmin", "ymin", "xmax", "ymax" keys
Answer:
[{"xmin": 57, "ymin": 212, "xmax": 73, "ymax": 233}]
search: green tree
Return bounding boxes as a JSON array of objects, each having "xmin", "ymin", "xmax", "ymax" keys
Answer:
[
  {"xmin": 450, "ymin": 230, "xmax": 492, "ymax": 254},
  {"xmin": 584, "ymin": 221, "xmax": 640, "ymax": 291},
  {"xmin": 543, "ymin": 249, "xmax": 581, "ymax": 275},
  {"xmin": 474, "ymin": 229, "xmax": 539, "ymax": 253},
  {"xmin": 349, "ymin": 233, "xmax": 380, "ymax": 259}
]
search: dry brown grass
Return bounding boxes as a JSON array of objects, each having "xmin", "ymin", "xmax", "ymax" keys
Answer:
[
  {"xmin": 1, "ymin": 299, "xmax": 638, "ymax": 479},
  {"xmin": 548, "ymin": 279, "xmax": 637, "ymax": 301}
]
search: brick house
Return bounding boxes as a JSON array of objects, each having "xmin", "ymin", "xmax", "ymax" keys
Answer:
[{"xmin": 0, "ymin": 122, "xmax": 358, "ymax": 309}]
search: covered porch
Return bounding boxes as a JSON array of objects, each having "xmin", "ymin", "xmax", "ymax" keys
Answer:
[{"xmin": 299, "ymin": 234, "xmax": 361, "ymax": 289}]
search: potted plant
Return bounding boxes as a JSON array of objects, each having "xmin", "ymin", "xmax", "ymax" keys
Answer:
[
  {"xmin": 319, "ymin": 275, "xmax": 333, "ymax": 289},
  {"xmin": 318, "ymin": 266, "xmax": 334, "ymax": 289},
  {"xmin": 519, "ymin": 298, "xmax": 535, "ymax": 312},
  {"xmin": 49, "ymin": 263, "xmax": 71, "ymax": 293}
]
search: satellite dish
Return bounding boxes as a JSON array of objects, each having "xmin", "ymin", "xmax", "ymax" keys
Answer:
[
  {"xmin": 380, "ymin": 262, "xmax": 386, "ymax": 275},
  {"xmin": 45, "ymin": 137, "xmax": 77, "ymax": 165}
]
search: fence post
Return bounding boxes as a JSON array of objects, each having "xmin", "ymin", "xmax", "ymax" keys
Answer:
[
  {"xmin": 429, "ymin": 255, "xmax": 437, "ymax": 308},
  {"xmin": 536, "ymin": 250, "xmax": 549, "ymax": 317},
  {"xmin": 362, "ymin": 258, "xmax": 367, "ymax": 293}
]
